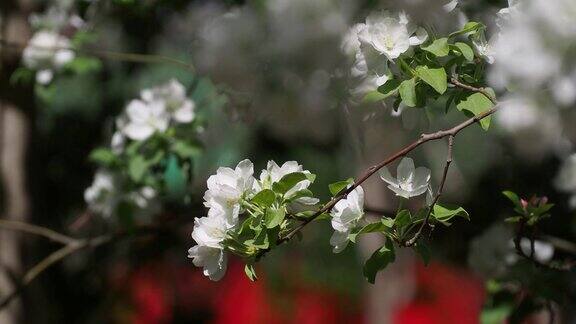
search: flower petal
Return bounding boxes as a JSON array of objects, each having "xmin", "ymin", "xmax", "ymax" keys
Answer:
[
  {"xmin": 379, "ymin": 167, "xmax": 398, "ymax": 186},
  {"xmin": 397, "ymin": 157, "xmax": 415, "ymax": 184}
]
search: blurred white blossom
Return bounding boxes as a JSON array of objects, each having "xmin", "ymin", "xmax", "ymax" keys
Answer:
[
  {"xmin": 257, "ymin": 160, "xmax": 318, "ymax": 204},
  {"xmin": 22, "ymin": 30, "xmax": 75, "ymax": 84},
  {"xmin": 84, "ymin": 169, "xmax": 118, "ymax": 218},
  {"xmin": 121, "ymin": 99, "xmax": 169, "ymax": 141},
  {"xmin": 140, "ymin": 79, "xmax": 196, "ymax": 123},
  {"xmin": 379, "ymin": 157, "xmax": 431, "ymax": 199},
  {"xmin": 555, "ymin": 154, "xmax": 576, "ymax": 209}
]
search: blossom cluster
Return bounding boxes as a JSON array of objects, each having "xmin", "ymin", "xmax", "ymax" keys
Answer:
[
  {"xmin": 22, "ymin": 1, "xmax": 86, "ymax": 84},
  {"xmin": 85, "ymin": 79, "xmax": 200, "ymax": 220},
  {"xmin": 341, "ymin": 10, "xmax": 428, "ymax": 96},
  {"xmin": 188, "ymin": 159, "xmax": 319, "ymax": 280}
]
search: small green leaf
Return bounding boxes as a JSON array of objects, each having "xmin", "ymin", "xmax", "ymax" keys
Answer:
[
  {"xmin": 328, "ymin": 178, "xmax": 354, "ymax": 196},
  {"xmin": 502, "ymin": 191, "xmax": 521, "ymax": 207},
  {"xmin": 171, "ymin": 141, "xmax": 202, "ymax": 159},
  {"xmin": 363, "ymin": 91, "xmax": 387, "ymax": 103},
  {"xmin": 449, "ymin": 21, "xmax": 483, "ymax": 38},
  {"xmin": 414, "ymin": 243, "xmax": 431, "ymax": 266},
  {"xmin": 265, "ymin": 208, "xmax": 285, "ymax": 228},
  {"xmin": 422, "ymin": 38, "xmax": 450, "ymax": 57},
  {"xmin": 272, "ymin": 172, "xmax": 307, "ymax": 194},
  {"xmin": 65, "ymin": 57, "xmax": 102, "ymax": 74},
  {"xmin": 415, "ymin": 66, "xmax": 448, "ymax": 94},
  {"xmin": 244, "ymin": 264, "xmax": 258, "ymax": 281},
  {"xmin": 89, "ymin": 148, "xmax": 116, "ymax": 166},
  {"xmin": 378, "ymin": 79, "xmax": 402, "ymax": 97},
  {"xmin": 431, "ymin": 204, "xmax": 470, "ymax": 225},
  {"xmin": 456, "ymin": 93, "xmax": 494, "ymax": 130},
  {"xmin": 399, "ymin": 78, "xmax": 417, "ymax": 107},
  {"xmin": 381, "ymin": 217, "xmax": 395, "ymax": 228},
  {"xmin": 504, "ymin": 216, "xmax": 523, "ymax": 223},
  {"xmin": 251, "ymin": 189, "xmax": 276, "ymax": 208},
  {"xmin": 453, "ymin": 42, "xmax": 474, "ymax": 62},
  {"xmin": 128, "ymin": 155, "xmax": 148, "ymax": 182},
  {"xmin": 349, "ymin": 222, "xmax": 390, "ymax": 243},
  {"xmin": 363, "ymin": 240, "xmax": 395, "ymax": 284},
  {"xmin": 394, "ymin": 209, "xmax": 412, "ymax": 227},
  {"xmin": 164, "ymin": 154, "xmax": 187, "ymax": 199}
]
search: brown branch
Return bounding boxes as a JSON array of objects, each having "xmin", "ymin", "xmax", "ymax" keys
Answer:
[
  {"xmin": 449, "ymin": 76, "xmax": 497, "ymax": 104},
  {"xmin": 0, "ymin": 222, "xmax": 166, "ymax": 311},
  {"xmin": 0, "ymin": 38, "xmax": 195, "ymax": 73},
  {"xmin": 404, "ymin": 135, "xmax": 454, "ymax": 247},
  {"xmin": 255, "ymin": 104, "xmax": 499, "ymax": 260}
]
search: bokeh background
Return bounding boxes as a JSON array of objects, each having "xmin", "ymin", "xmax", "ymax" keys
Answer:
[{"xmin": 1, "ymin": 0, "xmax": 576, "ymax": 323}]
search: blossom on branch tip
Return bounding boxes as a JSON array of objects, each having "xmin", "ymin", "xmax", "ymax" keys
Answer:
[
  {"xmin": 329, "ymin": 186, "xmax": 365, "ymax": 253},
  {"xmin": 379, "ymin": 157, "xmax": 430, "ymax": 199}
]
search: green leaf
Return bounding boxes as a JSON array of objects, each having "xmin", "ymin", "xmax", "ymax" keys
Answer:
[
  {"xmin": 265, "ymin": 208, "xmax": 285, "ymax": 228},
  {"xmin": 456, "ymin": 93, "xmax": 494, "ymax": 130},
  {"xmin": 89, "ymin": 148, "xmax": 116, "ymax": 166},
  {"xmin": 378, "ymin": 79, "xmax": 402, "ymax": 97},
  {"xmin": 328, "ymin": 178, "xmax": 354, "ymax": 196},
  {"xmin": 381, "ymin": 217, "xmax": 395, "ymax": 228},
  {"xmin": 164, "ymin": 155, "xmax": 187, "ymax": 199},
  {"xmin": 502, "ymin": 191, "xmax": 521, "ymax": 207},
  {"xmin": 399, "ymin": 78, "xmax": 417, "ymax": 107},
  {"xmin": 394, "ymin": 209, "xmax": 412, "ymax": 227},
  {"xmin": 449, "ymin": 21, "xmax": 483, "ymax": 38},
  {"xmin": 363, "ymin": 91, "xmax": 387, "ymax": 103},
  {"xmin": 415, "ymin": 66, "xmax": 447, "ymax": 94},
  {"xmin": 171, "ymin": 141, "xmax": 202, "ymax": 159},
  {"xmin": 422, "ymin": 38, "xmax": 450, "ymax": 57},
  {"xmin": 349, "ymin": 222, "xmax": 390, "ymax": 243},
  {"xmin": 128, "ymin": 155, "xmax": 148, "ymax": 182},
  {"xmin": 272, "ymin": 172, "xmax": 307, "ymax": 194},
  {"xmin": 65, "ymin": 57, "xmax": 102, "ymax": 74},
  {"xmin": 363, "ymin": 240, "xmax": 396, "ymax": 284},
  {"xmin": 414, "ymin": 243, "xmax": 431, "ymax": 266},
  {"xmin": 244, "ymin": 264, "xmax": 258, "ymax": 281},
  {"xmin": 251, "ymin": 189, "xmax": 276, "ymax": 208},
  {"xmin": 453, "ymin": 42, "xmax": 474, "ymax": 62},
  {"xmin": 431, "ymin": 204, "xmax": 470, "ymax": 225}
]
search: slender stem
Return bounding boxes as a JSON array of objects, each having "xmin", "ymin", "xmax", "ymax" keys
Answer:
[
  {"xmin": 449, "ymin": 76, "xmax": 497, "ymax": 104},
  {"xmin": 0, "ymin": 38, "xmax": 195, "ymax": 73}
]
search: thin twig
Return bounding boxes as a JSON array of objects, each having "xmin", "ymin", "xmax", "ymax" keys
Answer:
[
  {"xmin": 0, "ymin": 38, "xmax": 195, "ymax": 73},
  {"xmin": 0, "ymin": 223, "xmax": 166, "ymax": 311},
  {"xmin": 449, "ymin": 76, "xmax": 497, "ymax": 104},
  {"xmin": 404, "ymin": 135, "xmax": 454, "ymax": 247},
  {"xmin": 0, "ymin": 219, "xmax": 76, "ymax": 245}
]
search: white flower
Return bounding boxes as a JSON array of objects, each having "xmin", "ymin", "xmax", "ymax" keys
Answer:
[
  {"xmin": 84, "ymin": 169, "xmax": 119, "ymax": 217},
  {"xmin": 188, "ymin": 245, "xmax": 227, "ymax": 281},
  {"xmin": 379, "ymin": 157, "xmax": 430, "ymax": 199},
  {"xmin": 472, "ymin": 32, "xmax": 495, "ymax": 64},
  {"xmin": 443, "ymin": 0, "xmax": 459, "ymax": 13},
  {"xmin": 257, "ymin": 160, "xmax": 318, "ymax": 204},
  {"xmin": 191, "ymin": 215, "xmax": 230, "ymax": 248},
  {"xmin": 506, "ymin": 238, "xmax": 555, "ymax": 264},
  {"xmin": 141, "ymin": 79, "xmax": 196, "ymax": 123},
  {"xmin": 121, "ymin": 99, "xmax": 169, "ymax": 141},
  {"xmin": 203, "ymin": 159, "xmax": 255, "ymax": 226},
  {"xmin": 329, "ymin": 186, "xmax": 364, "ymax": 253},
  {"xmin": 110, "ymin": 131, "xmax": 125, "ymax": 154},
  {"xmin": 22, "ymin": 30, "xmax": 75, "ymax": 84},
  {"xmin": 358, "ymin": 11, "xmax": 427, "ymax": 61}
]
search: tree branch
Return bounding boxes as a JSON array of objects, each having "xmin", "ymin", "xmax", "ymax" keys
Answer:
[
  {"xmin": 449, "ymin": 76, "xmax": 497, "ymax": 104},
  {"xmin": 0, "ymin": 219, "xmax": 76, "ymax": 245},
  {"xmin": 260, "ymin": 103, "xmax": 499, "ymax": 258}
]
